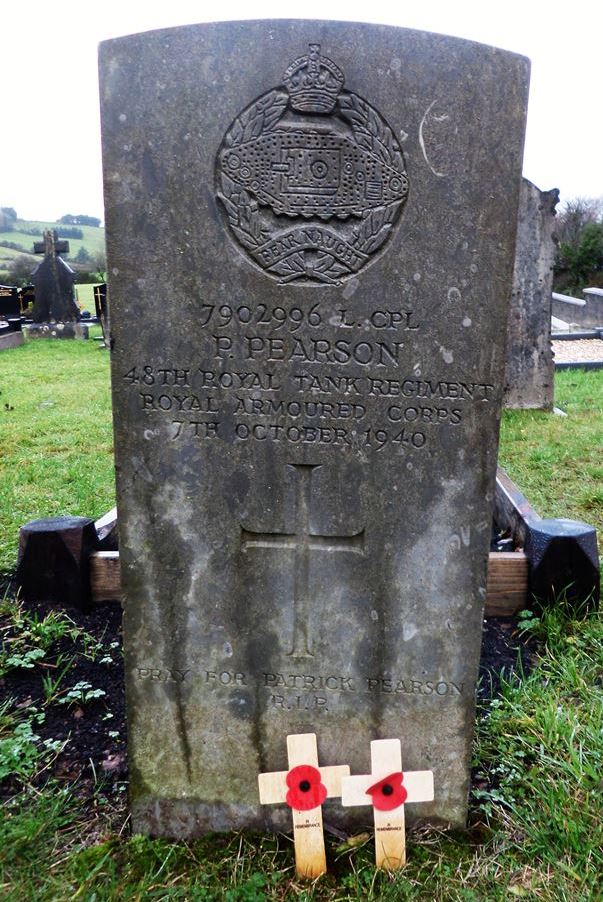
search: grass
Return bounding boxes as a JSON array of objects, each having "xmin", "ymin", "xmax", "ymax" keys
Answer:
[
  {"xmin": 75, "ymin": 282, "xmax": 101, "ymax": 312},
  {"xmin": 0, "ymin": 604, "xmax": 600, "ymax": 899},
  {"xmin": 0, "ymin": 338, "xmax": 601, "ymax": 898},
  {"xmin": 499, "ymin": 371, "xmax": 603, "ymax": 548},
  {"xmin": 0, "ymin": 331, "xmax": 114, "ymax": 571}
]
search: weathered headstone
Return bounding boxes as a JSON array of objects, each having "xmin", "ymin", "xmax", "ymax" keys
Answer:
[
  {"xmin": 99, "ymin": 21, "xmax": 529, "ymax": 836},
  {"xmin": 503, "ymin": 178, "xmax": 558, "ymax": 409},
  {"xmin": 28, "ymin": 230, "xmax": 88, "ymax": 338},
  {"xmin": 0, "ymin": 325, "xmax": 24, "ymax": 350},
  {"xmin": 31, "ymin": 230, "xmax": 79, "ymax": 322},
  {"xmin": 553, "ymin": 287, "xmax": 603, "ymax": 330}
]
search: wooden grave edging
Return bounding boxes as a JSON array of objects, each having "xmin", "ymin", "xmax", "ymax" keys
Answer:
[
  {"xmin": 17, "ymin": 467, "xmax": 598, "ymax": 614},
  {"xmin": 88, "ymin": 473, "xmax": 532, "ymax": 616},
  {"xmin": 89, "ymin": 548, "xmax": 529, "ymax": 616},
  {"xmin": 494, "ymin": 467, "xmax": 599, "ymax": 610}
]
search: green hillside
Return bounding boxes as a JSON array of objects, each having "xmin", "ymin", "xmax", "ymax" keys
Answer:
[{"xmin": 0, "ymin": 217, "xmax": 105, "ymax": 283}]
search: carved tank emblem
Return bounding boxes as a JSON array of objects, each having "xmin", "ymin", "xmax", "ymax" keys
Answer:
[{"xmin": 216, "ymin": 44, "xmax": 409, "ymax": 284}]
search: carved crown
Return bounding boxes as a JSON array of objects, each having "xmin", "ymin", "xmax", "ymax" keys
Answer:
[{"xmin": 283, "ymin": 44, "xmax": 344, "ymax": 114}]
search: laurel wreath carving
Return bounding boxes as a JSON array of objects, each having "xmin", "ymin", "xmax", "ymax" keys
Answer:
[
  {"xmin": 219, "ymin": 173, "xmax": 267, "ymax": 248},
  {"xmin": 351, "ymin": 201, "xmax": 403, "ymax": 255},
  {"xmin": 224, "ymin": 89, "xmax": 289, "ymax": 148},
  {"xmin": 270, "ymin": 251, "xmax": 350, "ymax": 285},
  {"xmin": 217, "ymin": 85, "xmax": 407, "ymax": 280},
  {"xmin": 338, "ymin": 91, "xmax": 405, "ymax": 171},
  {"xmin": 218, "ymin": 89, "xmax": 289, "ymax": 247}
]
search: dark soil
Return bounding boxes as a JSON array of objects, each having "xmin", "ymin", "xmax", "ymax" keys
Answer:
[
  {"xmin": 478, "ymin": 616, "xmax": 536, "ymax": 699},
  {"xmin": 0, "ymin": 570, "xmax": 537, "ymax": 821},
  {"xmin": 0, "ymin": 572, "xmax": 126, "ymax": 816}
]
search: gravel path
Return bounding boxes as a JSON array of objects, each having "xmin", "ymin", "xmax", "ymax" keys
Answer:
[{"xmin": 552, "ymin": 339, "xmax": 603, "ymax": 363}]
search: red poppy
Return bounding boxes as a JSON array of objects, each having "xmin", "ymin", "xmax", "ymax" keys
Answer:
[
  {"xmin": 366, "ymin": 771, "xmax": 408, "ymax": 811},
  {"xmin": 285, "ymin": 764, "xmax": 327, "ymax": 811}
]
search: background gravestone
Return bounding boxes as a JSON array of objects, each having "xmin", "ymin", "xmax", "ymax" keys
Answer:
[
  {"xmin": 100, "ymin": 20, "xmax": 529, "ymax": 836},
  {"xmin": 31, "ymin": 229, "xmax": 79, "ymax": 322},
  {"xmin": 504, "ymin": 178, "xmax": 558, "ymax": 410},
  {"xmin": 29, "ymin": 229, "xmax": 88, "ymax": 338},
  {"xmin": 94, "ymin": 282, "xmax": 110, "ymax": 348},
  {"xmin": 0, "ymin": 284, "xmax": 21, "ymax": 318}
]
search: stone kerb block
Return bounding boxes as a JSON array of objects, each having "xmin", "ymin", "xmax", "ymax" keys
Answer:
[
  {"xmin": 26, "ymin": 322, "xmax": 89, "ymax": 340},
  {"xmin": 525, "ymin": 518, "xmax": 600, "ymax": 611},
  {"xmin": 17, "ymin": 516, "xmax": 98, "ymax": 608},
  {"xmin": 582, "ymin": 288, "xmax": 603, "ymax": 328},
  {"xmin": 0, "ymin": 330, "xmax": 25, "ymax": 351}
]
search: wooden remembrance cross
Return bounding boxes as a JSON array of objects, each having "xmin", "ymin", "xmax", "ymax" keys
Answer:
[
  {"xmin": 258, "ymin": 733, "xmax": 350, "ymax": 878},
  {"xmin": 241, "ymin": 463, "xmax": 364, "ymax": 657},
  {"xmin": 341, "ymin": 739, "xmax": 434, "ymax": 870}
]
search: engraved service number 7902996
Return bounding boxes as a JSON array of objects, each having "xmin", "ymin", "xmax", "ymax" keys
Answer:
[{"xmin": 197, "ymin": 303, "xmax": 323, "ymax": 331}]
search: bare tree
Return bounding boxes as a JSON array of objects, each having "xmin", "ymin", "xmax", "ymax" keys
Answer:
[
  {"xmin": 555, "ymin": 196, "xmax": 603, "ymax": 291},
  {"xmin": 556, "ymin": 196, "xmax": 603, "ymax": 247}
]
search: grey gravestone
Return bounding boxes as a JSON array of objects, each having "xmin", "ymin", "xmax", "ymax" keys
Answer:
[
  {"xmin": 31, "ymin": 229, "xmax": 80, "ymax": 324},
  {"xmin": 100, "ymin": 20, "xmax": 529, "ymax": 835},
  {"xmin": 0, "ymin": 327, "xmax": 24, "ymax": 351},
  {"xmin": 504, "ymin": 178, "xmax": 558, "ymax": 409}
]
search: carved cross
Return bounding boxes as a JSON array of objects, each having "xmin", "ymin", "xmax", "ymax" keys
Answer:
[
  {"xmin": 241, "ymin": 464, "xmax": 364, "ymax": 657},
  {"xmin": 258, "ymin": 732, "xmax": 350, "ymax": 878},
  {"xmin": 341, "ymin": 739, "xmax": 434, "ymax": 870},
  {"xmin": 33, "ymin": 229, "xmax": 69, "ymax": 258}
]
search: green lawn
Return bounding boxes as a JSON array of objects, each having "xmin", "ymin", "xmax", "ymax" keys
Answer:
[
  {"xmin": 499, "ymin": 371, "xmax": 603, "ymax": 548},
  {"xmin": 0, "ymin": 339, "xmax": 601, "ymax": 900},
  {"xmin": 0, "ymin": 331, "xmax": 114, "ymax": 571},
  {"xmin": 0, "ymin": 597, "xmax": 600, "ymax": 900},
  {"xmin": 74, "ymin": 282, "xmax": 102, "ymax": 312}
]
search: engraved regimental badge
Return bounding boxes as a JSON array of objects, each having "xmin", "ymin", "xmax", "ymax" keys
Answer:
[{"xmin": 216, "ymin": 44, "xmax": 409, "ymax": 284}]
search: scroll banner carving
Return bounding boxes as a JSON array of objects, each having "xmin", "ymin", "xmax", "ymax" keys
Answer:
[{"xmin": 216, "ymin": 44, "xmax": 409, "ymax": 284}]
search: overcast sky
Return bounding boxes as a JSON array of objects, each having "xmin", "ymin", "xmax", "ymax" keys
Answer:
[{"xmin": 2, "ymin": 0, "xmax": 601, "ymax": 223}]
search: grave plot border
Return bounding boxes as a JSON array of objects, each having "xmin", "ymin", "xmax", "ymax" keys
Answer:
[{"xmin": 14, "ymin": 468, "xmax": 598, "ymax": 615}]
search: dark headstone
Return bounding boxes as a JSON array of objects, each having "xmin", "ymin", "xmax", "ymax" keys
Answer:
[
  {"xmin": 525, "ymin": 519, "xmax": 600, "ymax": 611},
  {"xmin": 94, "ymin": 282, "xmax": 110, "ymax": 347},
  {"xmin": 0, "ymin": 285, "xmax": 21, "ymax": 318},
  {"xmin": 99, "ymin": 20, "xmax": 529, "ymax": 835},
  {"xmin": 16, "ymin": 516, "xmax": 98, "ymax": 609},
  {"xmin": 31, "ymin": 229, "xmax": 80, "ymax": 323}
]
